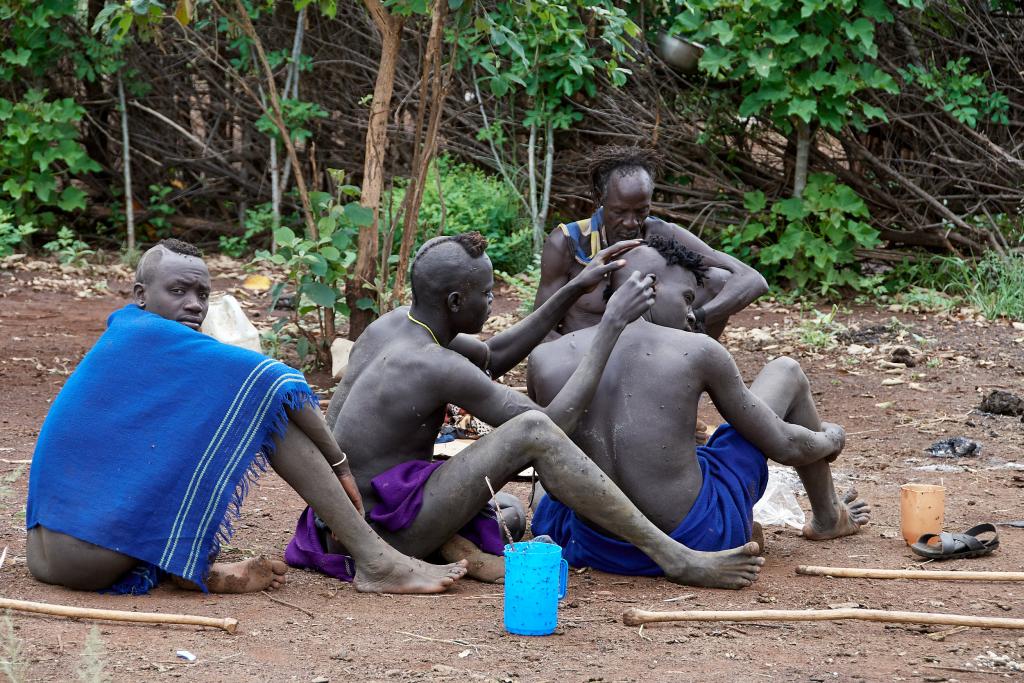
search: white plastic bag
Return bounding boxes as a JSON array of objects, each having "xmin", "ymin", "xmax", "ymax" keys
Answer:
[
  {"xmin": 753, "ymin": 466, "xmax": 806, "ymax": 529},
  {"xmin": 201, "ymin": 293, "xmax": 262, "ymax": 353}
]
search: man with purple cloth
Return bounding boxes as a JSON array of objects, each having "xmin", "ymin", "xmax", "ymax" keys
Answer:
[{"xmin": 286, "ymin": 231, "xmax": 764, "ymax": 587}]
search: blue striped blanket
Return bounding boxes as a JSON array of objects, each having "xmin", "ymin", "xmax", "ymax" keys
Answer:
[{"xmin": 26, "ymin": 304, "xmax": 315, "ymax": 593}]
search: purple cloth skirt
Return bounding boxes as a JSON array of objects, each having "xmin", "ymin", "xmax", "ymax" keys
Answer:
[{"xmin": 285, "ymin": 459, "xmax": 504, "ymax": 581}]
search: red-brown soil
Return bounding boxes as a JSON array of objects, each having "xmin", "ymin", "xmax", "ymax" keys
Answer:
[{"xmin": 2, "ymin": 258, "xmax": 1023, "ymax": 682}]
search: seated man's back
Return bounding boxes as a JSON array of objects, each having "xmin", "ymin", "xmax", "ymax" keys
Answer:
[
  {"xmin": 529, "ymin": 237, "xmax": 868, "ymax": 576},
  {"xmin": 530, "ymin": 320, "xmax": 707, "ymax": 533}
]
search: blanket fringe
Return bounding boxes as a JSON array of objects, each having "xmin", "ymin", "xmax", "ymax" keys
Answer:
[{"xmin": 207, "ymin": 387, "xmax": 319, "ymax": 572}]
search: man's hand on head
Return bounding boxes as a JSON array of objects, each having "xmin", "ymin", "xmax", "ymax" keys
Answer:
[
  {"xmin": 573, "ymin": 239, "xmax": 643, "ymax": 292},
  {"xmin": 603, "ymin": 271, "xmax": 656, "ymax": 328}
]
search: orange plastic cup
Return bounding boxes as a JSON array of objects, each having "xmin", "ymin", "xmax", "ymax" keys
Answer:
[{"xmin": 899, "ymin": 484, "xmax": 945, "ymax": 546}]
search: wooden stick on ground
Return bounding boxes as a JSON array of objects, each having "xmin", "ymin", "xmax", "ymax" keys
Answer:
[
  {"xmin": 622, "ymin": 607, "xmax": 1024, "ymax": 630},
  {"xmin": 797, "ymin": 565, "xmax": 1024, "ymax": 582},
  {"xmin": 0, "ymin": 597, "xmax": 238, "ymax": 633}
]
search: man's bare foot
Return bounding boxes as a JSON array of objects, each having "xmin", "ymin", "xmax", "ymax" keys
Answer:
[
  {"xmin": 803, "ymin": 489, "xmax": 871, "ymax": 541},
  {"xmin": 353, "ymin": 549, "xmax": 468, "ymax": 594},
  {"xmin": 663, "ymin": 542, "xmax": 764, "ymax": 589},
  {"xmin": 173, "ymin": 556, "xmax": 288, "ymax": 593},
  {"xmin": 440, "ymin": 535, "xmax": 504, "ymax": 583}
]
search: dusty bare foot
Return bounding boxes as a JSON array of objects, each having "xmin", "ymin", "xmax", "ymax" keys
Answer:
[
  {"xmin": 440, "ymin": 535, "xmax": 504, "ymax": 583},
  {"xmin": 663, "ymin": 541, "xmax": 764, "ymax": 589},
  {"xmin": 353, "ymin": 548, "xmax": 468, "ymax": 594},
  {"xmin": 803, "ymin": 489, "xmax": 871, "ymax": 541},
  {"xmin": 173, "ymin": 556, "xmax": 288, "ymax": 593}
]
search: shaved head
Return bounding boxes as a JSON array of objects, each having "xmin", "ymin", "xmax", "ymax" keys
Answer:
[
  {"xmin": 135, "ymin": 238, "xmax": 203, "ymax": 285},
  {"xmin": 410, "ymin": 232, "xmax": 489, "ymax": 306}
]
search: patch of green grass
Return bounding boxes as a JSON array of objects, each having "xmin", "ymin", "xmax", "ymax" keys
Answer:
[{"xmin": 795, "ymin": 306, "xmax": 846, "ymax": 349}]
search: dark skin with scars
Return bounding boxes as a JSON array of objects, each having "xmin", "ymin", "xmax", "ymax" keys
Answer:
[
  {"xmin": 535, "ymin": 170, "xmax": 768, "ymax": 339},
  {"xmin": 27, "ymin": 246, "xmax": 467, "ymax": 595},
  {"xmin": 326, "ymin": 238, "xmax": 764, "ymax": 588},
  {"xmin": 528, "ymin": 246, "xmax": 870, "ymax": 548}
]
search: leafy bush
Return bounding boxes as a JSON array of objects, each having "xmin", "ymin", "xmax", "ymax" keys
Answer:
[
  {"xmin": 0, "ymin": 90, "xmax": 99, "ymax": 227},
  {"xmin": 220, "ymin": 204, "xmax": 276, "ymax": 258},
  {"xmin": 0, "ymin": 210, "xmax": 36, "ymax": 257},
  {"xmin": 44, "ymin": 227, "xmax": 95, "ymax": 266},
  {"xmin": 722, "ymin": 173, "xmax": 881, "ymax": 294},
  {"xmin": 386, "ymin": 156, "xmax": 533, "ymax": 275},
  {"xmin": 902, "ymin": 58, "xmax": 1010, "ymax": 128}
]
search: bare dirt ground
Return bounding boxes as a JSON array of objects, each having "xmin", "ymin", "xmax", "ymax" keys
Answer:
[{"xmin": 2, "ymin": 256, "xmax": 1024, "ymax": 682}]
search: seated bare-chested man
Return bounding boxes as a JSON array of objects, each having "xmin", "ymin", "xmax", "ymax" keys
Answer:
[
  {"xmin": 527, "ymin": 237, "xmax": 869, "ymax": 577},
  {"xmin": 312, "ymin": 231, "xmax": 763, "ymax": 588},
  {"xmin": 27, "ymin": 238, "xmax": 466, "ymax": 595},
  {"xmin": 536, "ymin": 146, "xmax": 767, "ymax": 339}
]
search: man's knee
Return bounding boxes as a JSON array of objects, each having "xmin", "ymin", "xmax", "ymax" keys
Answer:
[
  {"xmin": 767, "ymin": 356, "xmax": 809, "ymax": 389},
  {"xmin": 505, "ymin": 410, "xmax": 566, "ymax": 452}
]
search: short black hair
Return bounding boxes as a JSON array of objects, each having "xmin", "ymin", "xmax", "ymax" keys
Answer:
[
  {"xmin": 135, "ymin": 238, "xmax": 204, "ymax": 284},
  {"xmin": 410, "ymin": 231, "xmax": 489, "ymax": 305},
  {"xmin": 588, "ymin": 146, "xmax": 662, "ymax": 204},
  {"xmin": 645, "ymin": 235, "xmax": 708, "ymax": 287}
]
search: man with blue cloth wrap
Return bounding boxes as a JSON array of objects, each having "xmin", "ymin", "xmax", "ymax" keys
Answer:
[{"xmin": 26, "ymin": 238, "xmax": 466, "ymax": 595}]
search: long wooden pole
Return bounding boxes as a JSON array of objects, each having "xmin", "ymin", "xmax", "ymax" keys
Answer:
[
  {"xmin": 797, "ymin": 565, "xmax": 1024, "ymax": 582},
  {"xmin": 622, "ymin": 607, "xmax": 1024, "ymax": 630},
  {"xmin": 0, "ymin": 597, "xmax": 238, "ymax": 633}
]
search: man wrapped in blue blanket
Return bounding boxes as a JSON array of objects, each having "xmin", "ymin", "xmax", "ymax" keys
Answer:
[
  {"xmin": 528, "ymin": 238, "xmax": 870, "ymax": 581},
  {"xmin": 26, "ymin": 239, "xmax": 466, "ymax": 595}
]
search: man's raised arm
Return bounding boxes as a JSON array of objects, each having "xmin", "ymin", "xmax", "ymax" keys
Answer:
[
  {"xmin": 480, "ymin": 240, "xmax": 641, "ymax": 377},
  {"xmin": 451, "ymin": 272, "xmax": 655, "ymax": 435},
  {"xmin": 661, "ymin": 222, "xmax": 768, "ymax": 332}
]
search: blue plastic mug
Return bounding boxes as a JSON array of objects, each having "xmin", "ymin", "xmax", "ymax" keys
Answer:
[{"xmin": 503, "ymin": 541, "xmax": 569, "ymax": 636}]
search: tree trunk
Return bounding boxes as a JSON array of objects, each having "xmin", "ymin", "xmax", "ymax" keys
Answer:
[
  {"xmin": 117, "ymin": 72, "xmax": 135, "ymax": 253},
  {"xmin": 793, "ymin": 118, "xmax": 810, "ymax": 198},
  {"xmin": 348, "ymin": 0, "xmax": 404, "ymax": 340},
  {"xmin": 390, "ymin": 0, "xmax": 450, "ymax": 309}
]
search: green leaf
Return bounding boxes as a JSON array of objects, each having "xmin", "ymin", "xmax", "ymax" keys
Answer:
[
  {"xmin": 319, "ymin": 245, "xmax": 341, "ymax": 261},
  {"xmin": 344, "ymin": 203, "xmax": 374, "ymax": 227},
  {"xmin": 699, "ymin": 45, "xmax": 733, "ymax": 78},
  {"xmin": 274, "ymin": 227, "xmax": 297, "ymax": 246},
  {"xmin": 860, "ymin": 103, "xmax": 887, "ymax": 121},
  {"xmin": 787, "ymin": 98, "xmax": 817, "ymax": 123},
  {"xmin": 743, "ymin": 191, "xmax": 767, "ymax": 213},
  {"xmin": 56, "ymin": 186, "xmax": 87, "ymax": 212},
  {"xmin": 355, "ymin": 296, "xmax": 377, "ymax": 312},
  {"xmin": 747, "ymin": 50, "xmax": 776, "ymax": 79},
  {"xmin": 303, "ymin": 281, "xmax": 337, "ymax": 308},
  {"xmin": 766, "ymin": 20, "xmax": 798, "ymax": 45},
  {"xmin": 306, "ymin": 253, "xmax": 328, "ymax": 277},
  {"xmin": 774, "ymin": 197, "xmax": 808, "ymax": 221},
  {"xmin": 799, "ymin": 34, "xmax": 829, "ymax": 58},
  {"xmin": 843, "ymin": 18, "xmax": 875, "ymax": 50}
]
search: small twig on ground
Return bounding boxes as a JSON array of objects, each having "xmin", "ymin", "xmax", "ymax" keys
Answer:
[
  {"xmin": 0, "ymin": 459, "xmax": 30, "ymax": 464},
  {"xmin": 663, "ymin": 593, "xmax": 697, "ymax": 603},
  {"xmin": 396, "ymin": 630, "xmax": 494, "ymax": 651},
  {"xmin": 926, "ymin": 625, "xmax": 970, "ymax": 641},
  {"xmin": 922, "ymin": 664, "xmax": 1008, "ymax": 676},
  {"xmin": 484, "ymin": 475, "xmax": 516, "ymax": 548},
  {"xmin": 637, "ymin": 624, "xmax": 652, "ymax": 642},
  {"xmin": 0, "ymin": 546, "xmax": 7, "ymax": 570},
  {"xmin": 260, "ymin": 591, "xmax": 314, "ymax": 618}
]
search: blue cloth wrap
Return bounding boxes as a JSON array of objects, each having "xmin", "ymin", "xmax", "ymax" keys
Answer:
[
  {"xmin": 531, "ymin": 424, "xmax": 768, "ymax": 576},
  {"xmin": 26, "ymin": 304, "xmax": 315, "ymax": 593}
]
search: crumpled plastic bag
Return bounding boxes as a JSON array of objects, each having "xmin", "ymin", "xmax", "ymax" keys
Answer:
[{"xmin": 753, "ymin": 466, "xmax": 806, "ymax": 529}]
